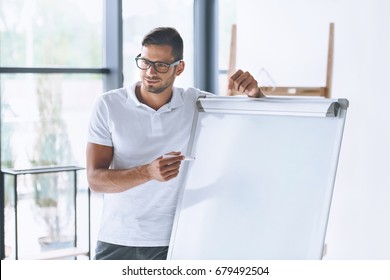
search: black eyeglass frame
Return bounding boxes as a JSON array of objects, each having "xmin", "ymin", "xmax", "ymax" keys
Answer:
[{"xmin": 135, "ymin": 54, "xmax": 182, "ymax": 73}]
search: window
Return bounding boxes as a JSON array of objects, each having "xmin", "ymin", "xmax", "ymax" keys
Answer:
[
  {"xmin": 0, "ymin": 0, "xmax": 104, "ymax": 259},
  {"xmin": 1, "ymin": 0, "xmax": 104, "ymax": 168},
  {"xmin": 1, "ymin": 74, "xmax": 102, "ymax": 168},
  {"xmin": 0, "ymin": 0, "xmax": 103, "ymax": 68}
]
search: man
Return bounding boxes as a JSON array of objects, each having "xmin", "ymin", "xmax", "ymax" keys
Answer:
[{"xmin": 87, "ymin": 27, "xmax": 264, "ymax": 260}]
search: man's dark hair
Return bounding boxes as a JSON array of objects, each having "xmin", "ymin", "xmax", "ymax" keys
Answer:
[{"xmin": 142, "ymin": 27, "xmax": 183, "ymax": 61}]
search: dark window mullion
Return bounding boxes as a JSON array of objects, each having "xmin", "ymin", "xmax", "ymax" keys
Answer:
[
  {"xmin": 194, "ymin": 0, "xmax": 218, "ymax": 94},
  {"xmin": 0, "ymin": 67, "xmax": 109, "ymax": 74},
  {"xmin": 103, "ymin": 0, "xmax": 123, "ymax": 91}
]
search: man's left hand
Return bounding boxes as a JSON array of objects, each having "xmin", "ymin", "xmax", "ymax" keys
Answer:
[{"xmin": 228, "ymin": 69, "xmax": 265, "ymax": 98}]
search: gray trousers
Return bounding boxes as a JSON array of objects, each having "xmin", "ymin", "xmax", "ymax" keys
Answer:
[{"xmin": 94, "ymin": 241, "xmax": 168, "ymax": 260}]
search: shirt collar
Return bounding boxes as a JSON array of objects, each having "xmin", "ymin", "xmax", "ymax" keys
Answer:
[
  {"xmin": 127, "ymin": 82, "xmax": 142, "ymax": 106},
  {"xmin": 169, "ymin": 87, "xmax": 184, "ymax": 109}
]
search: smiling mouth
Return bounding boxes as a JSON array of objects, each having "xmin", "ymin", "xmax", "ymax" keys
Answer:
[{"xmin": 145, "ymin": 78, "xmax": 160, "ymax": 84}]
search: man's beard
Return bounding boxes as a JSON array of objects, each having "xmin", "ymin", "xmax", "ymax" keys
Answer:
[{"xmin": 142, "ymin": 72, "xmax": 175, "ymax": 94}]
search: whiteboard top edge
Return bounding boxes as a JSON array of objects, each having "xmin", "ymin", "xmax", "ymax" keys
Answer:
[
  {"xmin": 197, "ymin": 96, "xmax": 348, "ymax": 117},
  {"xmin": 201, "ymin": 95, "xmax": 349, "ymax": 108}
]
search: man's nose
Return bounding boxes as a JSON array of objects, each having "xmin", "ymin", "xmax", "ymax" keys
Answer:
[{"xmin": 146, "ymin": 64, "xmax": 157, "ymax": 75}]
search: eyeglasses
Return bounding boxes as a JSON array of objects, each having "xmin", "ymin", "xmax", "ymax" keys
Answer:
[{"xmin": 135, "ymin": 54, "xmax": 182, "ymax": 73}]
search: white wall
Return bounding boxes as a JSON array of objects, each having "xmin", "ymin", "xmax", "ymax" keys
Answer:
[{"xmin": 237, "ymin": 0, "xmax": 390, "ymax": 259}]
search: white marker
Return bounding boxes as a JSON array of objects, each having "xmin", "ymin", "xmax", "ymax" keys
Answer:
[{"xmin": 163, "ymin": 154, "xmax": 196, "ymax": 161}]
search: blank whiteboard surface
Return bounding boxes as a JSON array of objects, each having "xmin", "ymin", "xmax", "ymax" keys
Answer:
[{"xmin": 168, "ymin": 96, "xmax": 348, "ymax": 260}]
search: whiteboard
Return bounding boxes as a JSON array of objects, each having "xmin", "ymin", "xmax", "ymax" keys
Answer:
[{"xmin": 168, "ymin": 96, "xmax": 349, "ymax": 260}]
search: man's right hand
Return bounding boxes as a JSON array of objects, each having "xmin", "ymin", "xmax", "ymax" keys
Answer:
[
  {"xmin": 87, "ymin": 143, "xmax": 185, "ymax": 193},
  {"xmin": 147, "ymin": 152, "xmax": 184, "ymax": 182}
]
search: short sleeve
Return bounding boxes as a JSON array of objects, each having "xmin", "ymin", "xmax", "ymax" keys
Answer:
[{"xmin": 87, "ymin": 95, "xmax": 113, "ymax": 147}]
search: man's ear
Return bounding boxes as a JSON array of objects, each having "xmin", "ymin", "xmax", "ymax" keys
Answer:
[{"xmin": 175, "ymin": 61, "xmax": 185, "ymax": 76}]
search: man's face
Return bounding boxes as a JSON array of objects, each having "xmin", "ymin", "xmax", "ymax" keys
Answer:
[{"xmin": 138, "ymin": 44, "xmax": 183, "ymax": 94}]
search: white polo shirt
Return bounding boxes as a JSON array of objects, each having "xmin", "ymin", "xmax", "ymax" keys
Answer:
[{"xmin": 88, "ymin": 82, "xmax": 208, "ymax": 246}]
